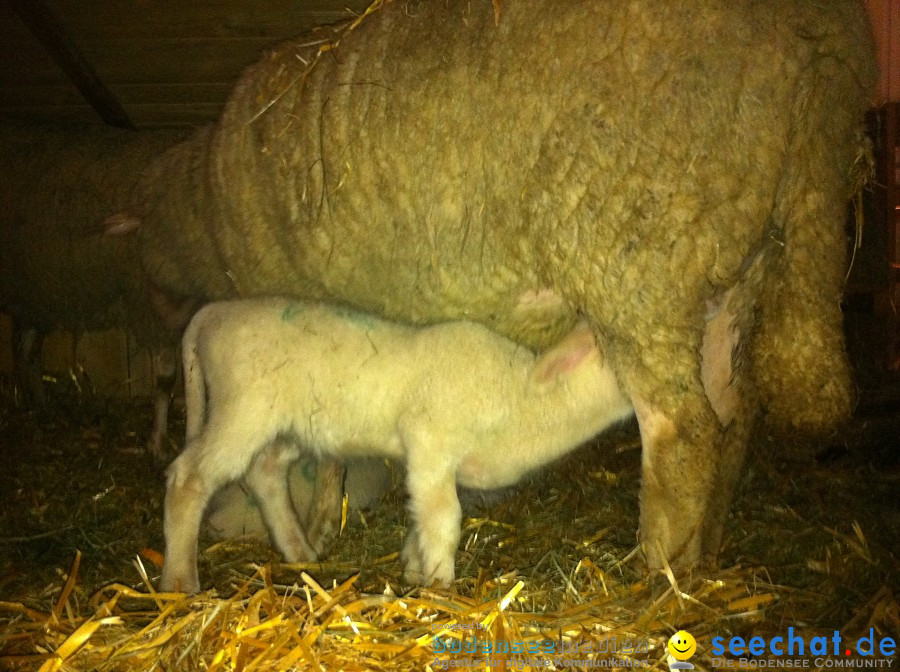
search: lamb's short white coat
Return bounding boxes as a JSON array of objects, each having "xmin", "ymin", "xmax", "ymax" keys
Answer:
[{"xmin": 160, "ymin": 298, "xmax": 633, "ymax": 593}]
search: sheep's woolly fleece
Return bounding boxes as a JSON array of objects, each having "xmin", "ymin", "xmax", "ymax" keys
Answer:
[
  {"xmin": 132, "ymin": 0, "xmax": 875, "ymax": 572},
  {"xmin": 136, "ymin": 0, "xmax": 874, "ymax": 439}
]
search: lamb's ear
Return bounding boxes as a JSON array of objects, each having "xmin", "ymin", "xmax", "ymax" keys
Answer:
[{"xmin": 531, "ymin": 322, "xmax": 597, "ymax": 384}]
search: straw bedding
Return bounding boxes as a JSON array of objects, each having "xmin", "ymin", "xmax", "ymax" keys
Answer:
[{"xmin": 0, "ymin": 400, "xmax": 896, "ymax": 671}]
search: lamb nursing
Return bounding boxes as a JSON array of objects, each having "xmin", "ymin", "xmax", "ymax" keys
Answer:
[{"xmin": 160, "ymin": 298, "xmax": 633, "ymax": 592}]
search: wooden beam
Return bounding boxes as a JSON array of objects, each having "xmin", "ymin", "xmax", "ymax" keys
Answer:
[{"xmin": 7, "ymin": 0, "xmax": 135, "ymax": 129}]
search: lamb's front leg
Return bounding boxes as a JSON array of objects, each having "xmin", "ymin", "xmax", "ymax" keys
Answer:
[
  {"xmin": 305, "ymin": 456, "xmax": 345, "ymax": 557},
  {"xmin": 404, "ymin": 451, "xmax": 461, "ymax": 586}
]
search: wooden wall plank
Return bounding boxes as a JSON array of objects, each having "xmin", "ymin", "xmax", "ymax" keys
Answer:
[
  {"xmin": 0, "ymin": 105, "xmax": 109, "ymax": 127},
  {"xmin": 77, "ymin": 38, "xmax": 298, "ymax": 84},
  {"xmin": 0, "ymin": 7, "xmax": 71, "ymax": 87},
  {"xmin": 0, "ymin": 84, "xmax": 87, "ymax": 106},
  {"xmin": 0, "ymin": 0, "xmax": 373, "ymax": 128},
  {"xmin": 0, "ymin": 83, "xmax": 232, "ymax": 108},
  {"xmin": 0, "ymin": 320, "xmax": 156, "ymax": 399},
  {"xmin": 44, "ymin": 0, "xmax": 370, "ymax": 40},
  {"xmin": 3, "ymin": 37, "xmax": 314, "ymax": 87},
  {"xmin": 866, "ymin": 0, "xmax": 900, "ymax": 104},
  {"xmin": 122, "ymin": 105, "xmax": 226, "ymax": 128},
  {"xmin": 0, "ymin": 103, "xmax": 224, "ymax": 129}
]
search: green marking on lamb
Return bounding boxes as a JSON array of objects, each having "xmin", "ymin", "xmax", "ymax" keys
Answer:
[
  {"xmin": 300, "ymin": 458, "xmax": 317, "ymax": 482},
  {"xmin": 281, "ymin": 302, "xmax": 305, "ymax": 322},
  {"xmin": 330, "ymin": 305, "xmax": 378, "ymax": 330}
]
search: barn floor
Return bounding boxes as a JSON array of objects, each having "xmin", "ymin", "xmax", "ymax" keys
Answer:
[{"xmin": 0, "ymin": 370, "xmax": 897, "ymax": 669}]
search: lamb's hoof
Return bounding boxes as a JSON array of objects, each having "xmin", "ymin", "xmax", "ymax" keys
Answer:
[
  {"xmin": 402, "ymin": 569, "xmax": 451, "ymax": 588},
  {"xmin": 402, "ymin": 561, "xmax": 452, "ymax": 588},
  {"xmin": 402, "ymin": 568, "xmax": 426, "ymax": 585},
  {"xmin": 307, "ymin": 521, "xmax": 338, "ymax": 558},
  {"xmin": 159, "ymin": 568, "xmax": 200, "ymax": 594}
]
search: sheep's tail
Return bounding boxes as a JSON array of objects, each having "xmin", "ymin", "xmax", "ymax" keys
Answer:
[{"xmin": 181, "ymin": 310, "xmax": 207, "ymax": 442}]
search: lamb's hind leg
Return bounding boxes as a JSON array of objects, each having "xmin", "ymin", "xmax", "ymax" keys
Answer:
[
  {"xmin": 161, "ymin": 412, "xmax": 271, "ymax": 593},
  {"xmin": 243, "ymin": 437, "xmax": 318, "ymax": 563}
]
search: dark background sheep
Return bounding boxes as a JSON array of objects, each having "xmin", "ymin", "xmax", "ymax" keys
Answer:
[
  {"xmin": 132, "ymin": 0, "xmax": 877, "ymax": 573},
  {"xmin": 0, "ymin": 119, "xmax": 185, "ymax": 456}
]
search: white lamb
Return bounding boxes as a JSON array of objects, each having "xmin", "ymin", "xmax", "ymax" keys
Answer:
[{"xmin": 160, "ymin": 298, "xmax": 634, "ymax": 593}]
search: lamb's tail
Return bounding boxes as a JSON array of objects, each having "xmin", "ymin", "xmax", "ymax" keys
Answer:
[{"xmin": 181, "ymin": 309, "xmax": 207, "ymax": 441}]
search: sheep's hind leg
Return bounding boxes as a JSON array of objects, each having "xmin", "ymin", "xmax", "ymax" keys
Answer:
[
  {"xmin": 630, "ymin": 296, "xmax": 757, "ymax": 572},
  {"xmin": 147, "ymin": 343, "xmax": 177, "ymax": 462},
  {"xmin": 13, "ymin": 324, "xmax": 45, "ymax": 406},
  {"xmin": 630, "ymin": 391, "xmax": 717, "ymax": 574},
  {"xmin": 699, "ymin": 290, "xmax": 758, "ymax": 563},
  {"xmin": 620, "ymin": 327, "xmax": 723, "ymax": 575},
  {"xmin": 244, "ymin": 437, "xmax": 318, "ymax": 562}
]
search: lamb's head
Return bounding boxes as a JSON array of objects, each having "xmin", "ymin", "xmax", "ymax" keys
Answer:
[{"xmin": 530, "ymin": 322, "xmax": 633, "ymax": 429}]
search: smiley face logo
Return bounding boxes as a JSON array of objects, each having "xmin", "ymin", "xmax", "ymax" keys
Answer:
[{"xmin": 668, "ymin": 630, "xmax": 697, "ymax": 661}]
